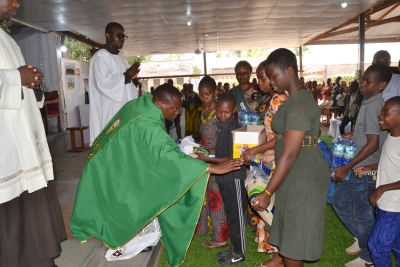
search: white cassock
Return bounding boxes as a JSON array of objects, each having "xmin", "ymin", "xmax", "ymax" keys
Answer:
[
  {"xmin": 0, "ymin": 29, "xmax": 53, "ymax": 204},
  {"xmin": 89, "ymin": 49, "xmax": 138, "ymax": 144}
]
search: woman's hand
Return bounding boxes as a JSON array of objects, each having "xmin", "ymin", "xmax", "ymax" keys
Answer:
[
  {"xmin": 241, "ymin": 148, "xmax": 257, "ymax": 165},
  {"xmin": 369, "ymin": 187, "xmax": 383, "ymax": 206},
  {"xmin": 251, "ymin": 191, "xmax": 271, "ymax": 211},
  {"xmin": 331, "ymin": 165, "xmax": 351, "ymax": 182},
  {"xmin": 260, "ymin": 149, "xmax": 274, "ymax": 163},
  {"xmin": 354, "ymin": 165, "xmax": 372, "ymax": 177}
]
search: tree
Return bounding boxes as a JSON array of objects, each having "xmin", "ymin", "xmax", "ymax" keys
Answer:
[
  {"xmin": 193, "ymin": 65, "xmax": 202, "ymax": 78},
  {"xmin": 292, "ymin": 46, "xmax": 311, "ymax": 56},
  {"xmin": 216, "ymin": 49, "xmax": 270, "ymax": 58},
  {"xmin": 126, "ymin": 55, "xmax": 152, "ymax": 65},
  {"xmin": 64, "ymin": 37, "xmax": 92, "ymax": 63}
]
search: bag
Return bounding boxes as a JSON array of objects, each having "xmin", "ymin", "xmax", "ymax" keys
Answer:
[{"xmin": 245, "ymin": 155, "xmax": 275, "ymax": 225}]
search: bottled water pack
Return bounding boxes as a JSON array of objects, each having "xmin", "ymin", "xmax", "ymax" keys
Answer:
[{"xmin": 329, "ymin": 137, "xmax": 357, "ymax": 180}]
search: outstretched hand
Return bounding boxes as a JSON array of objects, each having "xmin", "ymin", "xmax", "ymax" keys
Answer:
[
  {"xmin": 18, "ymin": 65, "xmax": 43, "ymax": 88},
  {"xmin": 208, "ymin": 158, "xmax": 243, "ymax": 175},
  {"xmin": 241, "ymin": 149, "xmax": 256, "ymax": 165}
]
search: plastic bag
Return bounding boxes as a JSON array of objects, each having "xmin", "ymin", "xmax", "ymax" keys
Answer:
[
  {"xmin": 245, "ymin": 155, "xmax": 275, "ymax": 225},
  {"xmin": 177, "ymin": 136, "xmax": 200, "ymax": 155}
]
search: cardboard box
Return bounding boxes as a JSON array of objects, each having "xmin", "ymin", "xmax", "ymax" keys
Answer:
[{"xmin": 232, "ymin": 125, "xmax": 266, "ymax": 158}]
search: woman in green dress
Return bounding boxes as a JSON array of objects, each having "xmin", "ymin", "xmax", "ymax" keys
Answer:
[{"xmin": 250, "ymin": 48, "xmax": 330, "ymax": 267}]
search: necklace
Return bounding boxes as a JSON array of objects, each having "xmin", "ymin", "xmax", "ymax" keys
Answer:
[
  {"xmin": 201, "ymin": 109, "xmax": 216, "ymax": 123},
  {"xmin": 289, "ymin": 83, "xmax": 303, "ymax": 97}
]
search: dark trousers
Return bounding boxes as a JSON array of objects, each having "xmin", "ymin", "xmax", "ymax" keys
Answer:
[
  {"xmin": 339, "ymin": 116, "xmax": 351, "ymax": 135},
  {"xmin": 165, "ymin": 113, "xmax": 182, "ymax": 139},
  {"xmin": 218, "ymin": 179, "xmax": 247, "ymax": 255}
]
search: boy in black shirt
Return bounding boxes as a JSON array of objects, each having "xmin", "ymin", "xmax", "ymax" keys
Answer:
[{"xmin": 197, "ymin": 93, "xmax": 247, "ymax": 265}]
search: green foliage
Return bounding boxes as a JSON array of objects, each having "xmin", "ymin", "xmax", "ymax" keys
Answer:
[
  {"xmin": 193, "ymin": 65, "xmax": 202, "ymax": 78},
  {"xmin": 161, "ymin": 54, "xmax": 184, "ymax": 61},
  {"xmin": 292, "ymin": 46, "xmax": 312, "ymax": 56},
  {"xmin": 64, "ymin": 37, "xmax": 92, "ymax": 63},
  {"xmin": 0, "ymin": 20, "xmax": 11, "ymax": 34},
  {"xmin": 174, "ymin": 84, "xmax": 183, "ymax": 90},
  {"xmin": 331, "ymin": 75, "xmax": 357, "ymax": 87},
  {"xmin": 126, "ymin": 55, "xmax": 152, "ymax": 65},
  {"xmin": 216, "ymin": 49, "xmax": 270, "ymax": 58}
]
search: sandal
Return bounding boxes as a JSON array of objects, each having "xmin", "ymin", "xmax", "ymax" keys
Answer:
[{"xmin": 201, "ymin": 240, "xmax": 228, "ymax": 249}]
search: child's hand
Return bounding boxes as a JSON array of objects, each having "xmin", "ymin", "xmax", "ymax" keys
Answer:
[
  {"xmin": 369, "ymin": 187, "xmax": 383, "ymax": 206},
  {"xmin": 341, "ymin": 132, "xmax": 354, "ymax": 139},
  {"xmin": 195, "ymin": 153, "xmax": 208, "ymax": 162},
  {"xmin": 354, "ymin": 166, "xmax": 372, "ymax": 177},
  {"xmin": 331, "ymin": 165, "xmax": 351, "ymax": 182}
]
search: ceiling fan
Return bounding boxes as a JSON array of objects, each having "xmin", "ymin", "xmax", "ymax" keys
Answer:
[{"xmin": 194, "ymin": 42, "xmax": 202, "ymax": 54}]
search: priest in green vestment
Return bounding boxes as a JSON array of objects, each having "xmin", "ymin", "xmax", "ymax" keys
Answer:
[{"xmin": 70, "ymin": 84, "xmax": 243, "ymax": 267}]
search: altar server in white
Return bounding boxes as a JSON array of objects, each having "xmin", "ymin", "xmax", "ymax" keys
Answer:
[
  {"xmin": 89, "ymin": 22, "xmax": 140, "ymax": 144},
  {"xmin": 0, "ymin": 0, "xmax": 66, "ymax": 266}
]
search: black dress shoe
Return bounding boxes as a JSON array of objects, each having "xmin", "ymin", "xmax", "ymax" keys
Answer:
[{"xmin": 140, "ymin": 246, "xmax": 153, "ymax": 253}]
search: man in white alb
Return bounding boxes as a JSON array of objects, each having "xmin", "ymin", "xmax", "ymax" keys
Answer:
[
  {"xmin": 89, "ymin": 22, "xmax": 140, "ymax": 144},
  {"xmin": 0, "ymin": 0, "xmax": 66, "ymax": 266}
]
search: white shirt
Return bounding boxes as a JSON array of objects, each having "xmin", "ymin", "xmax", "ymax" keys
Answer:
[
  {"xmin": 0, "ymin": 29, "xmax": 53, "ymax": 204},
  {"xmin": 376, "ymin": 134, "xmax": 400, "ymax": 212},
  {"xmin": 89, "ymin": 49, "xmax": 138, "ymax": 144},
  {"xmin": 383, "ymin": 73, "xmax": 400, "ymax": 101}
]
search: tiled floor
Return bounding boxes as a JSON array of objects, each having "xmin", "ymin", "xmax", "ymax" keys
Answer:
[{"xmin": 53, "ymin": 151, "xmax": 89, "ymax": 240}]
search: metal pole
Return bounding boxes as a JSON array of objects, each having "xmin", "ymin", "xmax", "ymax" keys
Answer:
[
  {"xmin": 203, "ymin": 52, "xmax": 207, "ymax": 75},
  {"xmin": 299, "ymin": 46, "xmax": 303, "ymax": 75},
  {"xmin": 359, "ymin": 13, "xmax": 366, "ymax": 79}
]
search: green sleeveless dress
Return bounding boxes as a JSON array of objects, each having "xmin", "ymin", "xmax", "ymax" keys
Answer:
[{"xmin": 269, "ymin": 89, "xmax": 330, "ymax": 261}]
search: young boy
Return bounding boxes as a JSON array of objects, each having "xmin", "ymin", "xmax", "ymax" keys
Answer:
[
  {"xmin": 354, "ymin": 96, "xmax": 400, "ymax": 266},
  {"xmin": 339, "ymin": 80, "xmax": 359, "ymax": 135},
  {"xmin": 336, "ymin": 87, "xmax": 345, "ymax": 116},
  {"xmin": 196, "ymin": 92, "xmax": 247, "ymax": 266},
  {"xmin": 331, "ymin": 64, "xmax": 392, "ymax": 267}
]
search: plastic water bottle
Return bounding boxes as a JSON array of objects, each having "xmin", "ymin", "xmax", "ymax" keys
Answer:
[
  {"xmin": 254, "ymin": 111, "xmax": 260, "ymax": 125},
  {"xmin": 239, "ymin": 109, "xmax": 249, "ymax": 126},
  {"xmin": 330, "ymin": 138, "xmax": 345, "ymax": 169},
  {"xmin": 343, "ymin": 139, "xmax": 357, "ymax": 180},
  {"xmin": 249, "ymin": 110, "xmax": 259, "ymax": 125}
]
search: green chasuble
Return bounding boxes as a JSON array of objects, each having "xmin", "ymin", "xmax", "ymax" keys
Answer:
[{"xmin": 70, "ymin": 93, "xmax": 210, "ymax": 267}]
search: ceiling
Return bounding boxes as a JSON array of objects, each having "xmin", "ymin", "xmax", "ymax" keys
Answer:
[{"xmin": 11, "ymin": 0, "xmax": 399, "ymax": 56}]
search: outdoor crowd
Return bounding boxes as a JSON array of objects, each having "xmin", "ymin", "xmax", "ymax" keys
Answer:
[{"xmin": 1, "ymin": 1, "xmax": 400, "ymax": 266}]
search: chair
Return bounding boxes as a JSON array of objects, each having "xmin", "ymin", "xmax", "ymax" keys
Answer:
[{"xmin": 40, "ymin": 91, "xmax": 61, "ymax": 135}]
